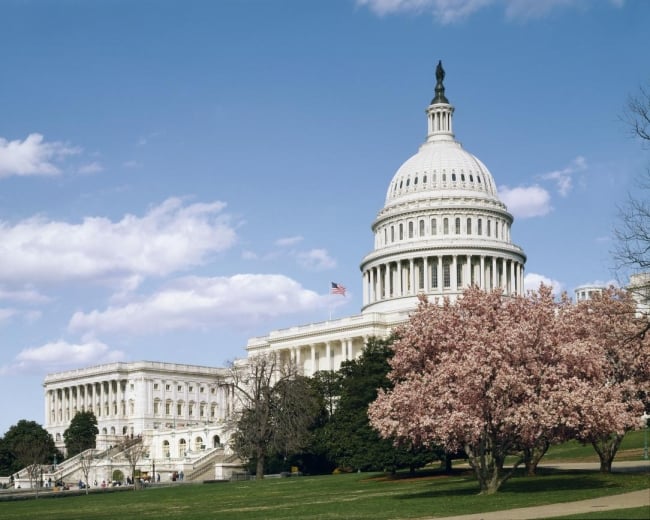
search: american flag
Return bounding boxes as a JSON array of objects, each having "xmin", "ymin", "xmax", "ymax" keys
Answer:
[{"xmin": 330, "ymin": 282, "xmax": 346, "ymax": 296}]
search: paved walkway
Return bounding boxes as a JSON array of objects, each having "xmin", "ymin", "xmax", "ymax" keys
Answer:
[{"xmin": 434, "ymin": 461, "xmax": 650, "ymax": 520}]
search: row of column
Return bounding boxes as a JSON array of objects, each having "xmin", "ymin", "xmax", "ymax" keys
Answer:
[
  {"xmin": 287, "ymin": 337, "xmax": 363, "ymax": 376},
  {"xmin": 363, "ymin": 254, "xmax": 524, "ymax": 305},
  {"xmin": 47, "ymin": 379, "xmax": 126, "ymax": 426}
]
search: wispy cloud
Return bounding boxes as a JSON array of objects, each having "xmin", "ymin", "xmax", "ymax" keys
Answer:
[
  {"xmin": 540, "ymin": 156, "xmax": 587, "ymax": 197},
  {"xmin": 78, "ymin": 161, "xmax": 104, "ymax": 175},
  {"xmin": 0, "ymin": 339, "xmax": 125, "ymax": 375},
  {"xmin": 356, "ymin": 0, "xmax": 623, "ymax": 23},
  {"xmin": 297, "ymin": 248, "xmax": 337, "ymax": 271},
  {"xmin": 0, "ymin": 133, "xmax": 81, "ymax": 178},
  {"xmin": 275, "ymin": 236, "xmax": 303, "ymax": 247}
]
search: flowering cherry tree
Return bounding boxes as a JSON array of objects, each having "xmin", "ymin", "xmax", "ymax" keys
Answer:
[
  {"xmin": 369, "ymin": 286, "xmax": 574, "ymax": 494},
  {"xmin": 558, "ymin": 287, "xmax": 649, "ymax": 472}
]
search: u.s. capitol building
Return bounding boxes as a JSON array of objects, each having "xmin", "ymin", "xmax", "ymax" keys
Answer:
[{"xmin": 41, "ymin": 62, "xmax": 526, "ymax": 481}]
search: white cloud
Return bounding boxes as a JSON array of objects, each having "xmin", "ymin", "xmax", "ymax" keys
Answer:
[
  {"xmin": 540, "ymin": 156, "xmax": 587, "ymax": 197},
  {"xmin": 0, "ymin": 133, "xmax": 81, "ymax": 178},
  {"xmin": 356, "ymin": 0, "xmax": 622, "ymax": 23},
  {"xmin": 524, "ymin": 272, "xmax": 564, "ymax": 295},
  {"xmin": 498, "ymin": 184, "xmax": 552, "ymax": 218},
  {"xmin": 78, "ymin": 161, "xmax": 104, "ymax": 174},
  {"xmin": 0, "ymin": 339, "xmax": 125, "ymax": 375},
  {"xmin": 297, "ymin": 249, "xmax": 337, "ymax": 271},
  {"xmin": 0, "ymin": 286, "xmax": 50, "ymax": 303},
  {"xmin": 0, "ymin": 197, "xmax": 237, "ymax": 285},
  {"xmin": 68, "ymin": 274, "xmax": 326, "ymax": 336},
  {"xmin": 275, "ymin": 236, "xmax": 303, "ymax": 247},
  {"xmin": 0, "ymin": 308, "xmax": 16, "ymax": 323}
]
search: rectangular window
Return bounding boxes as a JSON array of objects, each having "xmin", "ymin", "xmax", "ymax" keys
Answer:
[
  {"xmin": 466, "ymin": 218, "xmax": 472, "ymax": 235},
  {"xmin": 431, "ymin": 219, "xmax": 437, "ymax": 235},
  {"xmin": 443, "ymin": 218, "xmax": 449, "ymax": 234},
  {"xmin": 408, "ymin": 222, "xmax": 414, "ymax": 238},
  {"xmin": 487, "ymin": 220, "xmax": 491, "ymax": 237},
  {"xmin": 419, "ymin": 220, "xmax": 425, "ymax": 236},
  {"xmin": 443, "ymin": 262, "xmax": 451, "ymax": 288},
  {"xmin": 455, "ymin": 218, "xmax": 461, "ymax": 234},
  {"xmin": 165, "ymin": 384, "xmax": 170, "ymax": 391},
  {"xmin": 177, "ymin": 385, "xmax": 182, "ymax": 392},
  {"xmin": 478, "ymin": 219, "xmax": 482, "ymax": 235},
  {"xmin": 177, "ymin": 403, "xmax": 182, "ymax": 416},
  {"xmin": 154, "ymin": 383, "xmax": 159, "ymax": 390},
  {"xmin": 165, "ymin": 403, "xmax": 170, "ymax": 415},
  {"xmin": 432, "ymin": 261, "xmax": 438, "ymax": 288}
]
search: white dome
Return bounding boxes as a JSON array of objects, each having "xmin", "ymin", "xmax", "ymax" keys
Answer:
[
  {"xmin": 360, "ymin": 61, "xmax": 526, "ymax": 315},
  {"xmin": 385, "ymin": 139, "xmax": 500, "ymax": 207}
]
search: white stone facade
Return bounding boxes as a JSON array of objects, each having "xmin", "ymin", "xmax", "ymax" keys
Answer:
[{"xmin": 43, "ymin": 361, "xmax": 234, "ymax": 453}]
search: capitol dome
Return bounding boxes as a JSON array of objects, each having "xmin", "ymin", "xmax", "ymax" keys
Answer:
[{"xmin": 360, "ymin": 61, "xmax": 526, "ymax": 314}]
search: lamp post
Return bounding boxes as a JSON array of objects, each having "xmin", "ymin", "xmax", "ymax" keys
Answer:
[
  {"xmin": 642, "ymin": 412, "xmax": 649, "ymax": 460},
  {"xmin": 152, "ymin": 459, "xmax": 156, "ymax": 484}
]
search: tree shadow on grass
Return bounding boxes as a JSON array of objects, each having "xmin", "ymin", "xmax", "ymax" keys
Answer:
[{"xmin": 394, "ymin": 470, "xmax": 612, "ymax": 501}]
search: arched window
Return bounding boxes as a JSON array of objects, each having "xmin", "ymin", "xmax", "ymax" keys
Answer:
[
  {"xmin": 194, "ymin": 436, "xmax": 203, "ymax": 452},
  {"xmin": 163, "ymin": 440, "xmax": 170, "ymax": 458},
  {"xmin": 455, "ymin": 218, "xmax": 461, "ymax": 234},
  {"xmin": 399, "ymin": 223, "xmax": 404, "ymax": 240},
  {"xmin": 391, "ymin": 226, "xmax": 395, "ymax": 242},
  {"xmin": 466, "ymin": 218, "xmax": 472, "ymax": 235},
  {"xmin": 452, "ymin": 173, "xmax": 457, "ymax": 181},
  {"xmin": 179, "ymin": 438, "xmax": 187, "ymax": 457},
  {"xmin": 212, "ymin": 435, "xmax": 221, "ymax": 448},
  {"xmin": 443, "ymin": 218, "xmax": 449, "ymax": 235},
  {"xmin": 419, "ymin": 219, "xmax": 425, "ymax": 236},
  {"xmin": 408, "ymin": 221, "xmax": 414, "ymax": 238},
  {"xmin": 487, "ymin": 220, "xmax": 491, "ymax": 237},
  {"xmin": 478, "ymin": 218, "xmax": 482, "ymax": 235},
  {"xmin": 431, "ymin": 218, "xmax": 437, "ymax": 235},
  {"xmin": 495, "ymin": 222, "xmax": 499, "ymax": 239}
]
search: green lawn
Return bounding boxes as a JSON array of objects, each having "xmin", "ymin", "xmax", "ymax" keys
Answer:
[
  {"xmin": 1, "ymin": 468, "xmax": 648, "ymax": 520},
  {"xmin": 2, "ymin": 434, "xmax": 648, "ymax": 519}
]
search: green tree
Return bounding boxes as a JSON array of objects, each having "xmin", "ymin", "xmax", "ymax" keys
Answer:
[
  {"xmin": 0, "ymin": 420, "xmax": 60, "ymax": 496},
  {"xmin": 64, "ymin": 411, "xmax": 99, "ymax": 457},
  {"xmin": 325, "ymin": 336, "xmax": 438, "ymax": 474}
]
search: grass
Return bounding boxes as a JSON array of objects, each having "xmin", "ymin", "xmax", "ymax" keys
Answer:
[
  {"xmin": 0, "ymin": 468, "xmax": 648, "ymax": 520},
  {"xmin": 1, "ymin": 434, "xmax": 648, "ymax": 519}
]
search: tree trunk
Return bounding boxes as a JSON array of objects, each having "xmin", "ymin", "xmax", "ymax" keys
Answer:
[
  {"xmin": 523, "ymin": 440, "xmax": 550, "ymax": 476},
  {"xmin": 591, "ymin": 433, "xmax": 623, "ymax": 474},
  {"xmin": 466, "ymin": 439, "xmax": 521, "ymax": 495},
  {"xmin": 256, "ymin": 453, "xmax": 265, "ymax": 480}
]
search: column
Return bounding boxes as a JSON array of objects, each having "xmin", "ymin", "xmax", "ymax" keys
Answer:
[
  {"xmin": 310, "ymin": 345, "xmax": 316, "ymax": 375},
  {"xmin": 423, "ymin": 256, "xmax": 429, "ymax": 292},
  {"xmin": 510, "ymin": 260, "xmax": 515, "ymax": 295},
  {"xmin": 451, "ymin": 255, "xmax": 458, "ymax": 291},
  {"xmin": 491, "ymin": 257, "xmax": 497, "ymax": 290},
  {"xmin": 325, "ymin": 342, "xmax": 332, "ymax": 371},
  {"xmin": 408, "ymin": 259, "xmax": 414, "ymax": 294},
  {"xmin": 397, "ymin": 259, "xmax": 403, "ymax": 297}
]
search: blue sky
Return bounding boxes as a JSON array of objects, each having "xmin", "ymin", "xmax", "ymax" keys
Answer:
[{"xmin": 0, "ymin": 0, "xmax": 648, "ymax": 434}]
